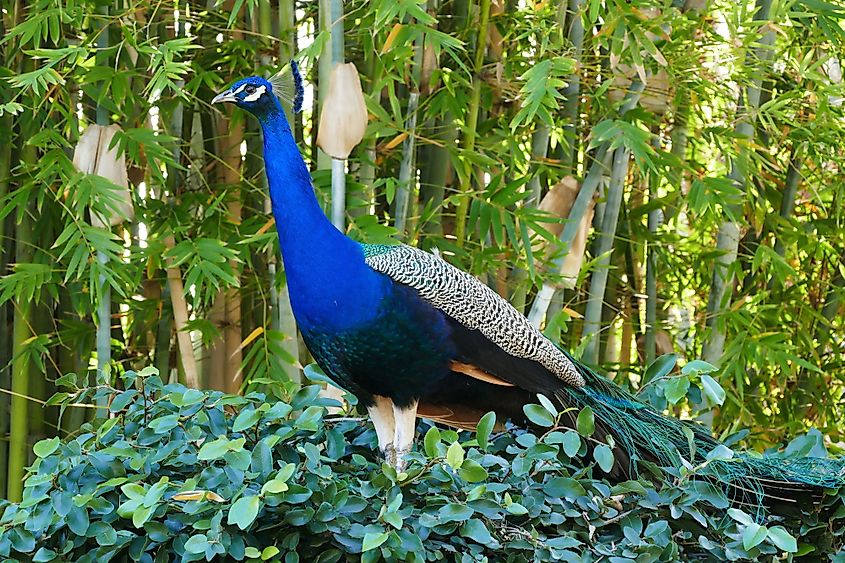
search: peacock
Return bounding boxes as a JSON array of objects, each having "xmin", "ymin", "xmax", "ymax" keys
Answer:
[{"xmin": 211, "ymin": 62, "xmax": 845, "ymax": 510}]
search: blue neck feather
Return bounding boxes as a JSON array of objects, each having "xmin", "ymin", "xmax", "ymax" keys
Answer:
[{"xmin": 256, "ymin": 100, "xmax": 384, "ymax": 332}]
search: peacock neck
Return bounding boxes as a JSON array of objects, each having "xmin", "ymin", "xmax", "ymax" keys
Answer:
[{"xmin": 257, "ymin": 107, "xmax": 383, "ymax": 332}]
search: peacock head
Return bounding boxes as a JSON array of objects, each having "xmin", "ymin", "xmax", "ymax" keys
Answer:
[{"xmin": 212, "ymin": 61, "xmax": 304, "ymax": 120}]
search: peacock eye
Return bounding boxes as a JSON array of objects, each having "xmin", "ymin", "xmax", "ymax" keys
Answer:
[{"xmin": 244, "ymin": 84, "xmax": 256, "ymax": 94}]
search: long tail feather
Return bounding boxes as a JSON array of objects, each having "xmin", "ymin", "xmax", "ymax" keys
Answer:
[{"xmin": 555, "ymin": 352, "xmax": 845, "ymax": 510}]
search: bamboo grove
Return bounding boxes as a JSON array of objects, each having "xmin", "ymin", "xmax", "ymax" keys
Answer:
[{"xmin": 0, "ymin": 0, "xmax": 843, "ymax": 502}]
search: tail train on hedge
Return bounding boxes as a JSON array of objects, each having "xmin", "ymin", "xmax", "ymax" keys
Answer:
[{"xmin": 212, "ymin": 62, "xmax": 845, "ymax": 510}]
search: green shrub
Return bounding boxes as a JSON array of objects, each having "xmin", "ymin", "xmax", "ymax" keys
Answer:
[{"xmin": 1, "ymin": 367, "xmax": 843, "ymax": 562}]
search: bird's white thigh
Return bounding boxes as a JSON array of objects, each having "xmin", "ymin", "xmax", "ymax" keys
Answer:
[
  {"xmin": 392, "ymin": 400, "xmax": 419, "ymax": 471},
  {"xmin": 367, "ymin": 395, "xmax": 395, "ymax": 455}
]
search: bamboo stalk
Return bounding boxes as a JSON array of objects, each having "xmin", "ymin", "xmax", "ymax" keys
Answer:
[
  {"xmin": 318, "ymin": 0, "xmax": 344, "ymax": 175},
  {"xmin": 702, "ymin": 0, "xmax": 774, "ymax": 365},
  {"xmin": 270, "ymin": 0, "xmax": 301, "ymax": 382},
  {"xmin": 8, "ymin": 112, "xmax": 36, "ymax": 502},
  {"xmin": 394, "ymin": 91, "xmax": 420, "ymax": 233},
  {"xmin": 0, "ymin": 109, "xmax": 11, "ymax": 499},
  {"xmin": 453, "ymin": 0, "xmax": 492, "ymax": 246},
  {"xmin": 95, "ymin": 2, "xmax": 110, "ymax": 399},
  {"xmin": 527, "ymin": 126, "xmax": 550, "ymax": 207},
  {"xmin": 223, "ymin": 121, "xmax": 244, "ymax": 393},
  {"xmin": 772, "ymin": 148, "xmax": 802, "ymax": 259},
  {"xmin": 331, "ymin": 158, "xmax": 346, "ymax": 228},
  {"xmin": 528, "ymin": 82, "xmax": 644, "ymax": 326},
  {"xmin": 154, "ymin": 282, "xmax": 173, "ymax": 379},
  {"xmin": 581, "ymin": 147, "xmax": 631, "ymax": 364},
  {"xmin": 419, "ymin": 116, "xmax": 454, "ymax": 237},
  {"xmin": 560, "ymin": 0, "xmax": 585, "ymax": 176},
  {"xmin": 644, "ymin": 131, "xmax": 663, "ymax": 364},
  {"xmin": 164, "ymin": 236, "xmax": 199, "ymax": 388}
]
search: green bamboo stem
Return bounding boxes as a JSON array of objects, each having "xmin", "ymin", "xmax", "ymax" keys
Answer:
[
  {"xmin": 528, "ymin": 82, "xmax": 644, "ymax": 326},
  {"xmin": 394, "ymin": 92, "xmax": 419, "ymax": 234},
  {"xmin": 419, "ymin": 115, "xmax": 455, "ymax": 238},
  {"xmin": 453, "ymin": 0, "xmax": 491, "ymax": 246},
  {"xmin": 95, "ymin": 3, "xmax": 110, "ymax": 398},
  {"xmin": 273, "ymin": 0, "xmax": 301, "ymax": 382},
  {"xmin": 772, "ymin": 148, "xmax": 802, "ymax": 259},
  {"xmin": 818, "ymin": 269, "xmax": 844, "ymax": 349},
  {"xmin": 8, "ymin": 113, "xmax": 36, "ymax": 503},
  {"xmin": 582, "ymin": 146, "xmax": 631, "ymax": 364},
  {"xmin": 318, "ymin": 0, "xmax": 344, "ymax": 171},
  {"xmin": 355, "ymin": 50, "xmax": 380, "ymax": 219},
  {"xmin": 645, "ymin": 131, "xmax": 664, "ymax": 364},
  {"xmin": 394, "ymin": 19, "xmax": 426, "ymax": 234},
  {"xmin": 560, "ymin": 0, "xmax": 585, "ymax": 176},
  {"xmin": 526, "ymin": 126, "xmax": 550, "ymax": 206},
  {"xmin": 320, "ymin": 0, "xmax": 346, "ymax": 229},
  {"xmin": 665, "ymin": 88, "xmax": 690, "ymax": 221},
  {"xmin": 0, "ymin": 111, "xmax": 11, "ymax": 498},
  {"xmin": 702, "ymin": 0, "xmax": 774, "ymax": 365}
]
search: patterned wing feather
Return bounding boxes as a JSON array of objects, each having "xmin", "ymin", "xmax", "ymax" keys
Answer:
[{"xmin": 363, "ymin": 244, "xmax": 585, "ymax": 388}]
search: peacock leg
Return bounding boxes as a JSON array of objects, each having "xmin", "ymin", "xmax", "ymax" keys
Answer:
[
  {"xmin": 392, "ymin": 400, "xmax": 419, "ymax": 472},
  {"xmin": 367, "ymin": 395, "xmax": 396, "ymax": 465}
]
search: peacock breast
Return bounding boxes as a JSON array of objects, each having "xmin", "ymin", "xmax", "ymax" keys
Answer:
[{"xmin": 299, "ymin": 279, "xmax": 457, "ymax": 408}]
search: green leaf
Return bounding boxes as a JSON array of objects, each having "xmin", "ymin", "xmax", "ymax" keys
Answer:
[
  {"xmin": 562, "ymin": 431, "xmax": 581, "ymax": 457},
  {"xmin": 148, "ymin": 414, "xmax": 180, "ymax": 433},
  {"xmin": 536, "ymin": 394, "xmax": 557, "ymax": 416},
  {"xmin": 197, "ymin": 438, "xmax": 230, "ymax": 461},
  {"xmin": 446, "ymin": 441, "xmax": 464, "ymax": 470},
  {"xmin": 121, "ymin": 483, "xmax": 146, "ymax": 501},
  {"xmin": 768, "ymin": 526, "xmax": 798, "ymax": 553},
  {"xmin": 32, "ymin": 547, "xmax": 57, "ymax": 562},
  {"xmin": 700, "ymin": 375, "xmax": 726, "ymax": 406},
  {"xmin": 663, "ymin": 376, "xmax": 690, "ymax": 405},
  {"xmin": 476, "ymin": 411, "xmax": 495, "ymax": 451},
  {"xmin": 132, "ymin": 504, "xmax": 154, "ymax": 528},
  {"xmin": 184, "ymin": 534, "xmax": 209, "ymax": 554},
  {"xmin": 523, "ymin": 404, "xmax": 554, "ymax": 427},
  {"xmin": 261, "ymin": 479, "xmax": 289, "ymax": 495},
  {"xmin": 261, "ymin": 546, "xmax": 280, "ymax": 560},
  {"xmin": 544, "ymin": 477, "xmax": 586, "ymax": 499},
  {"xmin": 232, "ymin": 408, "xmax": 262, "ymax": 432},
  {"xmin": 33, "ymin": 437, "xmax": 60, "ymax": 458},
  {"xmin": 506, "ymin": 502, "xmax": 528, "ymax": 516},
  {"xmin": 576, "ymin": 407, "xmax": 595, "ymax": 437},
  {"xmin": 705, "ymin": 444, "xmax": 734, "ymax": 462},
  {"xmin": 681, "ymin": 359, "xmax": 717, "ymax": 375},
  {"xmin": 460, "ymin": 518, "xmax": 493, "ymax": 545},
  {"xmin": 743, "ymin": 523, "xmax": 768, "ymax": 550},
  {"xmin": 361, "ymin": 531, "xmax": 389, "ymax": 552},
  {"xmin": 727, "ymin": 508, "xmax": 754, "ymax": 526},
  {"xmin": 228, "ymin": 496, "xmax": 261, "ymax": 530},
  {"xmin": 423, "ymin": 426, "xmax": 441, "ymax": 458},
  {"xmin": 593, "ymin": 444, "xmax": 614, "ymax": 473},
  {"xmin": 458, "ymin": 460, "xmax": 488, "ymax": 483},
  {"xmin": 645, "ymin": 353, "xmax": 676, "ymax": 383},
  {"xmin": 439, "ymin": 503, "xmax": 474, "ymax": 522}
]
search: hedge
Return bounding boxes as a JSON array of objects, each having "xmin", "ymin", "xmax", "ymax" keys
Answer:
[{"xmin": 0, "ymin": 367, "xmax": 843, "ymax": 562}]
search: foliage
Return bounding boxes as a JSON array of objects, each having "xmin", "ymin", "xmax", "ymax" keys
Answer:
[
  {"xmin": 1, "ymin": 367, "xmax": 843, "ymax": 562},
  {"xmin": 1, "ymin": 0, "xmax": 845, "ymax": 511}
]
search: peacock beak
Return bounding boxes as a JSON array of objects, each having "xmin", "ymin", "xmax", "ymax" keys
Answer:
[{"xmin": 212, "ymin": 90, "xmax": 237, "ymax": 104}]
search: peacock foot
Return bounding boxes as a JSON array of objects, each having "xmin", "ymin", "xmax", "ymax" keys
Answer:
[
  {"xmin": 381, "ymin": 443, "xmax": 396, "ymax": 468},
  {"xmin": 393, "ymin": 446, "xmax": 411, "ymax": 473}
]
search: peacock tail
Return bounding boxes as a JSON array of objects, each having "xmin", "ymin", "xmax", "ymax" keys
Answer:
[{"xmin": 557, "ymin": 351, "xmax": 845, "ymax": 511}]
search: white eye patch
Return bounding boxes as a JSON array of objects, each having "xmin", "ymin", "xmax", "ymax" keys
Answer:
[
  {"xmin": 232, "ymin": 84, "xmax": 247, "ymax": 95},
  {"xmin": 243, "ymin": 85, "xmax": 266, "ymax": 103}
]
